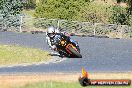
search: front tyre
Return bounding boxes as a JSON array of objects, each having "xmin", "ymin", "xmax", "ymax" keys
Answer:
[{"xmin": 68, "ymin": 46, "xmax": 82, "ymax": 58}]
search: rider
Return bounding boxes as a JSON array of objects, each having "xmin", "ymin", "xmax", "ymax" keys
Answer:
[{"xmin": 46, "ymin": 26, "xmax": 79, "ymax": 56}]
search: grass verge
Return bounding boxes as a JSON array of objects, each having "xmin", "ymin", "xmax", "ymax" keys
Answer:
[
  {"xmin": 0, "ymin": 73, "xmax": 131, "ymax": 88},
  {"xmin": 13, "ymin": 81, "xmax": 131, "ymax": 88},
  {"xmin": 0, "ymin": 44, "xmax": 51, "ymax": 65}
]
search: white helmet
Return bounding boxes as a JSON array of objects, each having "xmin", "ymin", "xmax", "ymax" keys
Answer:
[
  {"xmin": 47, "ymin": 26, "xmax": 55, "ymax": 37},
  {"xmin": 55, "ymin": 28, "xmax": 60, "ymax": 33},
  {"xmin": 47, "ymin": 26, "xmax": 60, "ymax": 37}
]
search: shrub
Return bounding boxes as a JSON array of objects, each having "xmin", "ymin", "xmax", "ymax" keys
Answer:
[
  {"xmin": 109, "ymin": 5, "xmax": 128, "ymax": 25},
  {"xmin": 35, "ymin": 0, "xmax": 90, "ymax": 21}
]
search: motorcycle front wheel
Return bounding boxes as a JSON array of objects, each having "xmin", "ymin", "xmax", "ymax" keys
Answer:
[{"xmin": 68, "ymin": 46, "xmax": 82, "ymax": 58}]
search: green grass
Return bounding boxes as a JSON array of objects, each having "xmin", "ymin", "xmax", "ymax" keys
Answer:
[
  {"xmin": 0, "ymin": 44, "xmax": 51, "ymax": 65},
  {"xmin": 13, "ymin": 81, "xmax": 132, "ymax": 88}
]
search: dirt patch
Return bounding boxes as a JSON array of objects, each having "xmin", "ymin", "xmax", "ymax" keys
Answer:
[{"xmin": 0, "ymin": 72, "xmax": 131, "ymax": 88}]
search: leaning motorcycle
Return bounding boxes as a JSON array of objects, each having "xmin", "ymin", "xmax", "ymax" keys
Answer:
[{"xmin": 54, "ymin": 34, "xmax": 82, "ymax": 58}]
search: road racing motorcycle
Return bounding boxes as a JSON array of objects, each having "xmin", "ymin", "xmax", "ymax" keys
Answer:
[{"xmin": 54, "ymin": 34, "xmax": 82, "ymax": 58}]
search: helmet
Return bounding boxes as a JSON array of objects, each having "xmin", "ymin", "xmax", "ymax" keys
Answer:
[
  {"xmin": 55, "ymin": 28, "xmax": 60, "ymax": 33},
  {"xmin": 47, "ymin": 26, "xmax": 55, "ymax": 37}
]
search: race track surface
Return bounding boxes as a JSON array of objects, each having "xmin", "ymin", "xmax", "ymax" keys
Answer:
[{"xmin": 0, "ymin": 31, "xmax": 132, "ymax": 73}]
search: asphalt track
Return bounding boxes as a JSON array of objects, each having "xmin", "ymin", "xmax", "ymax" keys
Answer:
[{"xmin": 0, "ymin": 31, "xmax": 132, "ymax": 73}]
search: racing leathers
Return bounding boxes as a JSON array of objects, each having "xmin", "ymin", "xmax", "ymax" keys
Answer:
[
  {"xmin": 46, "ymin": 32, "xmax": 80, "ymax": 54},
  {"xmin": 46, "ymin": 32, "xmax": 68, "ymax": 49}
]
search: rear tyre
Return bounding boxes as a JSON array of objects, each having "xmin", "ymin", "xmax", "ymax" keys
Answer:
[{"xmin": 68, "ymin": 46, "xmax": 82, "ymax": 58}]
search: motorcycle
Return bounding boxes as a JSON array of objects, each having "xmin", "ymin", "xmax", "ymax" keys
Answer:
[{"xmin": 54, "ymin": 34, "xmax": 82, "ymax": 58}]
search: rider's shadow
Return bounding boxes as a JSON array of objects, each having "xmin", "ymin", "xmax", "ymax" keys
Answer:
[
  {"xmin": 48, "ymin": 53, "xmax": 66, "ymax": 58},
  {"xmin": 48, "ymin": 53, "xmax": 60, "ymax": 57},
  {"xmin": 48, "ymin": 53, "xmax": 75, "ymax": 58}
]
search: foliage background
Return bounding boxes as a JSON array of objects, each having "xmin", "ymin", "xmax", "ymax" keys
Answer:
[
  {"xmin": 33, "ymin": 0, "xmax": 132, "ymax": 26},
  {"xmin": 1, "ymin": 0, "xmax": 132, "ymax": 26}
]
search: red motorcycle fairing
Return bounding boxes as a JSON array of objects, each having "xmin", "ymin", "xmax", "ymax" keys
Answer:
[{"xmin": 65, "ymin": 43, "xmax": 79, "ymax": 55}]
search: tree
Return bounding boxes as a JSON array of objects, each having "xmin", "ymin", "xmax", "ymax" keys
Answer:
[
  {"xmin": 109, "ymin": 6, "xmax": 128, "ymax": 25},
  {"xmin": 0, "ymin": 0, "xmax": 23, "ymax": 30},
  {"xmin": 116, "ymin": 0, "xmax": 132, "ymax": 14},
  {"xmin": 1, "ymin": 0, "xmax": 23, "ymax": 16},
  {"xmin": 115, "ymin": 0, "xmax": 132, "ymax": 25}
]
